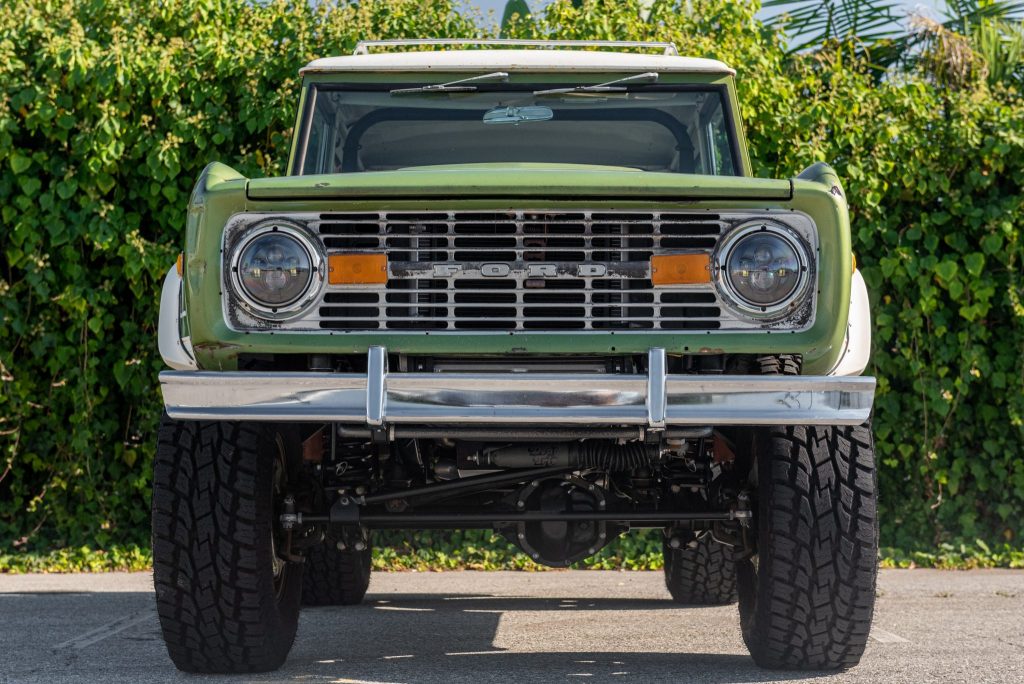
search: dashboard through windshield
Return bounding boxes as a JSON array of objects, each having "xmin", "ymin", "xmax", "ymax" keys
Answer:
[{"xmin": 296, "ymin": 83, "xmax": 739, "ymax": 176}]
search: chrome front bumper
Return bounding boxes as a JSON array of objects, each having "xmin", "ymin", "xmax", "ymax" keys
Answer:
[{"xmin": 160, "ymin": 348, "xmax": 874, "ymax": 427}]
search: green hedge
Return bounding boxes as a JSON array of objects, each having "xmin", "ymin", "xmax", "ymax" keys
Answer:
[
  {"xmin": 1, "ymin": 0, "xmax": 1022, "ymax": 555},
  {"xmin": 3, "ymin": 535, "xmax": 1023, "ymax": 573}
]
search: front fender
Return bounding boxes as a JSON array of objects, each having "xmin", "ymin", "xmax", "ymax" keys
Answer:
[
  {"xmin": 158, "ymin": 265, "xmax": 197, "ymax": 370},
  {"xmin": 829, "ymin": 269, "xmax": 871, "ymax": 376}
]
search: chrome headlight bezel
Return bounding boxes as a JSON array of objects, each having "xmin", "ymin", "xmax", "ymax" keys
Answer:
[
  {"xmin": 713, "ymin": 220, "xmax": 813, "ymax": 320},
  {"xmin": 227, "ymin": 220, "xmax": 325, "ymax": 320}
]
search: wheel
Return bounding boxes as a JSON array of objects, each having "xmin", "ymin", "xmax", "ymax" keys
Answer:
[
  {"xmin": 736, "ymin": 421, "xmax": 878, "ymax": 669},
  {"xmin": 302, "ymin": 535, "xmax": 372, "ymax": 606},
  {"xmin": 152, "ymin": 417, "xmax": 303, "ymax": 673},
  {"xmin": 663, "ymin": 533, "xmax": 738, "ymax": 605}
]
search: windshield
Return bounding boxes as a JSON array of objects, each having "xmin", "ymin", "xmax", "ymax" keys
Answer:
[{"xmin": 297, "ymin": 84, "xmax": 738, "ymax": 175}]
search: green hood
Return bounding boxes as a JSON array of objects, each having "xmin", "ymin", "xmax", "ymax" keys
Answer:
[{"xmin": 245, "ymin": 163, "xmax": 792, "ymax": 201}]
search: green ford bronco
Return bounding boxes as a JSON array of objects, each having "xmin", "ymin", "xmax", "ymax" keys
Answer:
[{"xmin": 155, "ymin": 39, "xmax": 876, "ymax": 673}]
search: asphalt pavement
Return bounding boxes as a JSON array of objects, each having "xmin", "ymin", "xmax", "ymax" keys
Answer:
[{"xmin": 1, "ymin": 569, "xmax": 1022, "ymax": 683}]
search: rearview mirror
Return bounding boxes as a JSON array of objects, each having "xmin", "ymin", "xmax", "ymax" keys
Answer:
[{"xmin": 482, "ymin": 106, "xmax": 554, "ymax": 125}]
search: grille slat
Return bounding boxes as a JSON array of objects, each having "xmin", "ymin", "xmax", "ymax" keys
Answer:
[{"xmin": 312, "ymin": 210, "xmax": 728, "ymax": 331}]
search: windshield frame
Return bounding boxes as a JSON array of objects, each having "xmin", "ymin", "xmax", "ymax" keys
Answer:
[{"xmin": 289, "ymin": 78, "xmax": 747, "ymax": 177}]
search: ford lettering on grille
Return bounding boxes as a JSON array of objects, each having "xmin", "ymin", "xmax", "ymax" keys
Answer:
[{"xmin": 431, "ymin": 263, "xmax": 610, "ymax": 278}]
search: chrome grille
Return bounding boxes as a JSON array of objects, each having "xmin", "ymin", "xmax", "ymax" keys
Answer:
[
  {"xmin": 315, "ymin": 210, "xmax": 725, "ymax": 331},
  {"xmin": 221, "ymin": 209, "xmax": 818, "ymax": 333}
]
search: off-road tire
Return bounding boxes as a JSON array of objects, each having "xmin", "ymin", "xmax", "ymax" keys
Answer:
[
  {"xmin": 152, "ymin": 417, "xmax": 303, "ymax": 673},
  {"xmin": 663, "ymin": 533, "xmax": 738, "ymax": 605},
  {"xmin": 736, "ymin": 419, "xmax": 878, "ymax": 669},
  {"xmin": 302, "ymin": 538, "xmax": 372, "ymax": 606}
]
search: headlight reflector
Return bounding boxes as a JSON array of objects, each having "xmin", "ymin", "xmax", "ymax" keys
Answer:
[
  {"xmin": 715, "ymin": 221, "xmax": 812, "ymax": 318},
  {"xmin": 238, "ymin": 233, "xmax": 312, "ymax": 306},
  {"xmin": 228, "ymin": 221, "xmax": 324, "ymax": 319},
  {"xmin": 725, "ymin": 233, "xmax": 801, "ymax": 306}
]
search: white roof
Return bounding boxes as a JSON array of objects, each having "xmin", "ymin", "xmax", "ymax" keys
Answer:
[{"xmin": 300, "ymin": 49, "xmax": 734, "ymax": 76}]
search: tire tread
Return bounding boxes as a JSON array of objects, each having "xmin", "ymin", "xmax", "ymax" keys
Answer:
[
  {"xmin": 663, "ymin": 534, "xmax": 738, "ymax": 605},
  {"xmin": 737, "ymin": 354, "xmax": 877, "ymax": 670},
  {"xmin": 302, "ymin": 540, "xmax": 372, "ymax": 607},
  {"xmin": 740, "ymin": 422, "xmax": 877, "ymax": 670},
  {"xmin": 152, "ymin": 417, "xmax": 300, "ymax": 673}
]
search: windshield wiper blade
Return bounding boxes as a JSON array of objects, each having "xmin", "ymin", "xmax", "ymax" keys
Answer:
[
  {"xmin": 533, "ymin": 71, "xmax": 659, "ymax": 96},
  {"xmin": 390, "ymin": 72, "xmax": 510, "ymax": 95}
]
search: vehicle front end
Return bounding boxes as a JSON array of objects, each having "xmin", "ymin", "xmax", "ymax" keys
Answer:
[{"xmin": 153, "ymin": 42, "xmax": 877, "ymax": 675}]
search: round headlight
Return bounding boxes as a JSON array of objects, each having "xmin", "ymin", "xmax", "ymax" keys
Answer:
[
  {"xmin": 716, "ymin": 222, "xmax": 811, "ymax": 317},
  {"xmin": 229, "ymin": 223, "xmax": 323, "ymax": 318},
  {"xmin": 726, "ymin": 233, "xmax": 800, "ymax": 305},
  {"xmin": 238, "ymin": 233, "xmax": 312, "ymax": 306}
]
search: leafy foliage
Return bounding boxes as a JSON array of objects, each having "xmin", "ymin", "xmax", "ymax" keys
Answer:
[
  {"xmin": 0, "ymin": 544, "xmax": 151, "ymax": 573},
  {"xmin": 1, "ymin": 0, "xmax": 1023, "ymax": 558},
  {"xmin": 0, "ymin": 0, "xmax": 480, "ymax": 551},
  {"xmin": 972, "ymin": 17, "xmax": 1024, "ymax": 84},
  {"xmin": 501, "ymin": 0, "xmax": 534, "ymax": 35},
  {"xmin": 765, "ymin": 0, "xmax": 1024, "ymax": 87},
  {"xmin": 879, "ymin": 539, "xmax": 1024, "ymax": 569},
  {"xmin": 3, "ymin": 534, "xmax": 1022, "ymax": 573}
]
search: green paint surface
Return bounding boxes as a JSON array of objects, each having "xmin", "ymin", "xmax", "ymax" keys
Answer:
[
  {"xmin": 246, "ymin": 164, "xmax": 791, "ymax": 200},
  {"xmin": 184, "ymin": 164, "xmax": 851, "ymax": 374}
]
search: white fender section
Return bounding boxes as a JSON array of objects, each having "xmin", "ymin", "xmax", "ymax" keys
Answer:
[
  {"xmin": 830, "ymin": 269, "xmax": 871, "ymax": 376},
  {"xmin": 158, "ymin": 265, "xmax": 198, "ymax": 370}
]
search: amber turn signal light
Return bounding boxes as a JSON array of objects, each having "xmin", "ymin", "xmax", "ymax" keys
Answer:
[
  {"xmin": 650, "ymin": 253, "xmax": 711, "ymax": 286},
  {"xmin": 328, "ymin": 253, "xmax": 388, "ymax": 285}
]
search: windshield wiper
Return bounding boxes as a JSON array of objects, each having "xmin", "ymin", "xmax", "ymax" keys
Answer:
[
  {"xmin": 390, "ymin": 72, "xmax": 510, "ymax": 95},
  {"xmin": 533, "ymin": 72, "xmax": 659, "ymax": 96}
]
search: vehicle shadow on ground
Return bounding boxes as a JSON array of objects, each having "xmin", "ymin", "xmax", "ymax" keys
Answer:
[
  {"xmin": 280, "ymin": 592, "xmax": 832, "ymax": 684},
  {"xmin": 3, "ymin": 589, "xmax": 843, "ymax": 683}
]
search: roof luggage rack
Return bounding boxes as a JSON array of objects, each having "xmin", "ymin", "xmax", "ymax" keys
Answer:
[{"xmin": 352, "ymin": 39, "xmax": 680, "ymax": 56}]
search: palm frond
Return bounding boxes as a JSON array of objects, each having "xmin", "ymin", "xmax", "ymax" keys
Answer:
[
  {"xmin": 972, "ymin": 17, "xmax": 1024, "ymax": 84},
  {"xmin": 942, "ymin": 0, "xmax": 1024, "ymax": 35},
  {"xmin": 762, "ymin": 0, "xmax": 903, "ymax": 52},
  {"xmin": 911, "ymin": 15, "xmax": 989, "ymax": 87}
]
